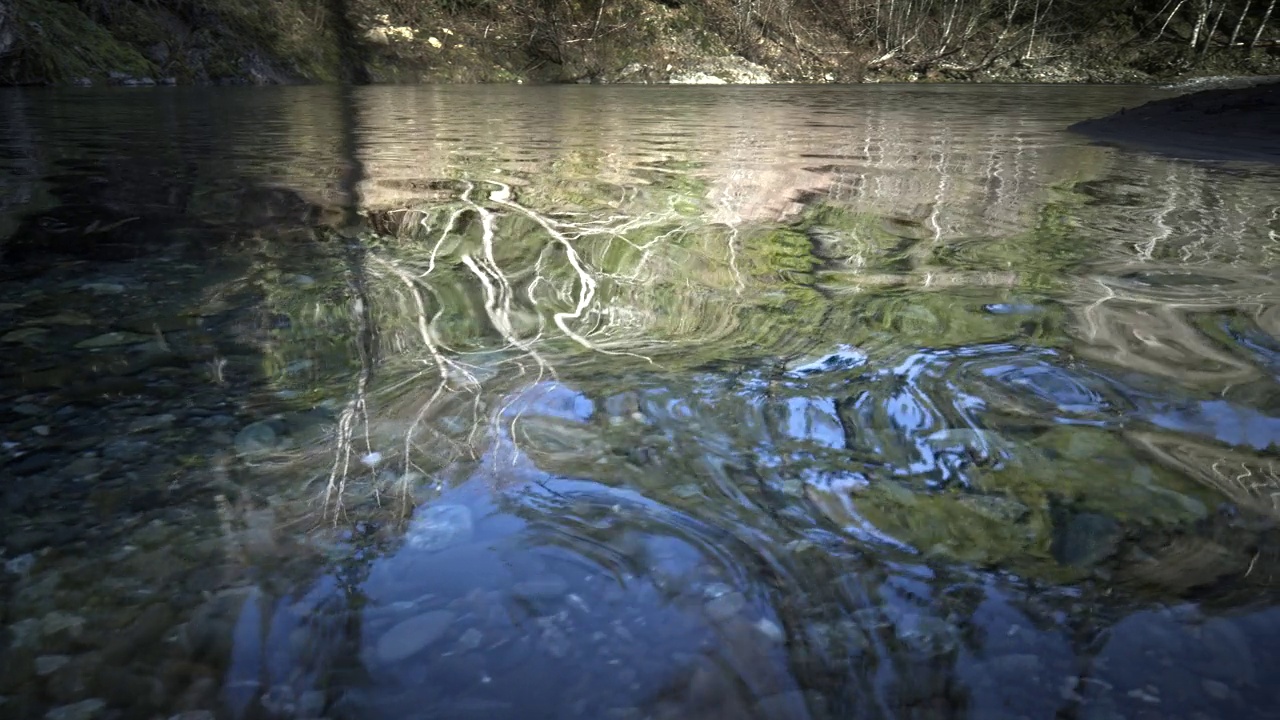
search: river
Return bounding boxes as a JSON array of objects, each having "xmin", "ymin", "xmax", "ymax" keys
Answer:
[{"xmin": 1, "ymin": 84, "xmax": 1279, "ymax": 720}]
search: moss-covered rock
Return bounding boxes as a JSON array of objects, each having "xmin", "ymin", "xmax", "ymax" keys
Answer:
[{"xmin": 4, "ymin": 0, "xmax": 155, "ymax": 84}]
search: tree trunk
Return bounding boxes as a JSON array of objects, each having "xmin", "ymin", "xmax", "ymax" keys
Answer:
[
  {"xmin": 1191, "ymin": 0, "xmax": 1211, "ymax": 48},
  {"xmin": 1229, "ymin": 0, "xmax": 1252, "ymax": 46},
  {"xmin": 1202, "ymin": 1, "xmax": 1225, "ymax": 54},
  {"xmin": 1252, "ymin": 0, "xmax": 1275, "ymax": 48},
  {"xmin": 1156, "ymin": 0, "xmax": 1188, "ymax": 43}
]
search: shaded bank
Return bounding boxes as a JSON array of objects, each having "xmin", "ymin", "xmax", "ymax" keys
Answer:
[
  {"xmin": 0, "ymin": 0, "xmax": 1277, "ymax": 86},
  {"xmin": 1071, "ymin": 79, "xmax": 1280, "ymax": 162}
]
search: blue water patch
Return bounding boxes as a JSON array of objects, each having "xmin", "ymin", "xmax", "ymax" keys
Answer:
[{"xmin": 1146, "ymin": 399, "xmax": 1280, "ymax": 451}]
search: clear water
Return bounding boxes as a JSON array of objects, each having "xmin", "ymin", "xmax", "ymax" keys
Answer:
[{"xmin": 1, "ymin": 84, "xmax": 1279, "ymax": 720}]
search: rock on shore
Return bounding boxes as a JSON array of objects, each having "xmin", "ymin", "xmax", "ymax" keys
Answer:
[{"xmin": 1070, "ymin": 79, "xmax": 1280, "ymax": 163}]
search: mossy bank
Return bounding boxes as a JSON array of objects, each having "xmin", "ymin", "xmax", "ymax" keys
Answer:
[{"xmin": 0, "ymin": 0, "xmax": 1277, "ymax": 86}]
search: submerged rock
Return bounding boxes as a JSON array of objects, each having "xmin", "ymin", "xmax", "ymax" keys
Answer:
[
  {"xmin": 405, "ymin": 504, "xmax": 473, "ymax": 552},
  {"xmin": 958, "ymin": 494, "xmax": 1030, "ymax": 523},
  {"xmin": 45, "ymin": 699, "xmax": 106, "ymax": 720},
  {"xmin": 703, "ymin": 584, "xmax": 747, "ymax": 622},
  {"xmin": 753, "ymin": 691, "xmax": 810, "ymax": 720},
  {"xmin": 34, "ymin": 655, "xmax": 70, "ymax": 676},
  {"xmin": 74, "ymin": 331, "xmax": 153, "ymax": 349},
  {"xmin": 1201, "ymin": 617, "xmax": 1255, "ymax": 685},
  {"xmin": 2, "ymin": 328, "xmax": 48, "ymax": 343},
  {"xmin": 1201, "ymin": 678, "xmax": 1231, "ymax": 700},
  {"xmin": 1051, "ymin": 511, "xmax": 1121, "ymax": 567},
  {"xmin": 671, "ymin": 483, "xmax": 701, "ymax": 499},
  {"xmin": 79, "ymin": 282, "xmax": 125, "ymax": 294},
  {"xmin": 512, "ymin": 576, "xmax": 569, "ymax": 601},
  {"xmin": 376, "ymin": 610, "xmax": 456, "ymax": 663},
  {"xmin": 233, "ymin": 420, "xmax": 283, "ymax": 456},
  {"xmin": 895, "ymin": 614, "xmax": 960, "ymax": 658}
]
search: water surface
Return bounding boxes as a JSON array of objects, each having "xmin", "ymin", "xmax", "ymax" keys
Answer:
[{"xmin": 2, "ymin": 84, "xmax": 1279, "ymax": 720}]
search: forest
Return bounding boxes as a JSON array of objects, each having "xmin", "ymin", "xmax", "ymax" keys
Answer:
[{"xmin": 0, "ymin": 0, "xmax": 1275, "ymax": 84}]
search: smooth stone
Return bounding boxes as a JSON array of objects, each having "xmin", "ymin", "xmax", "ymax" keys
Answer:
[
  {"xmin": 671, "ymin": 483, "xmax": 700, "ymax": 499},
  {"xmin": 3, "ymin": 328, "xmax": 48, "ymax": 343},
  {"xmin": 31, "ymin": 312, "xmax": 93, "ymax": 327},
  {"xmin": 32, "ymin": 425, "xmax": 51, "ymax": 436},
  {"xmin": 1127, "ymin": 687, "xmax": 1160, "ymax": 703},
  {"xmin": 376, "ymin": 610, "xmax": 456, "ymax": 662},
  {"xmin": 35, "ymin": 655, "xmax": 71, "ymax": 675},
  {"xmin": 406, "ymin": 504, "xmax": 473, "ymax": 552},
  {"xmin": 705, "ymin": 591, "xmax": 747, "ymax": 622},
  {"xmin": 41, "ymin": 612, "xmax": 86, "ymax": 639},
  {"xmin": 8, "ymin": 618, "xmax": 42, "ymax": 648},
  {"xmin": 260, "ymin": 685, "xmax": 296, "ymax": 715},
  {"xmin": 1202, "ymin": 617, "xmax": 1255, "ymax": 684},
  {"xmin": 4, "ymin": 553, "xmax": 36, "ymax": 575},
  {"xmin": 895, "ymin": 614, "xmax": 959, "ymax": 657},
  {"xmin": 512, "ymin": 576, "xmax": 569, "ymax": 601},
  {"xmin": 80, "ymin": 283, "xmax": 126, "ymax": 295},
  {"xmin": 754, "ymin": 691, "xmax": 810, "ymax": 720},
  {"xmin": 442, "ymin": 698, "xmax": 516, "ymax": 719},
  {"xmin": 6, "ymin": 530, "xmax": 53, "ymax": 555},
  {"xmin": 102, "ymin": 440, "xmax": 149, "ymax": 462},
  {"xmin": 127, "ymin": 414, "xmax": 177, "ymax": 432},
  {"xmin": 45, "ymin": 699, "xmax": 106, "ymax": 720},
  {"xmin": 1052, "ymin": 512, "xmax": 1120, "ymax": 567},
  {"xmin": 755, "ymin": 618, "xmax": 785, "ymax": 644},
  {"xmin": 13, "ymin": 403, "xmax": 44, "ymax": 416},
  {"xmin": 9, "ymin": 452, "xmax": 56, "ymax": 475},
  {"xmin": 75, "ymin": 332, "xmax": 154, "ymax": 349},
  {"xmin": 457, "ymin": 627, "xmax": 483, "ymax": 650},
  {"xmin": 199, "ymin": 414, "xmax": 236, "ymax": 429},
  {"xmin": 297, "ymin": 690, "xmax": 325, "ymax": 716},
  {"xmin": 986, "ymin": 653, "xmax": 1043, "ymax": 677},
  {"xmin": 233, "ymin": 421, "xmax": 281, "ymax": 456},
  {"xmin": 958, "ymin": 494, "xmax": 1030, "ymax": 523},
  {"xmin": 1202, "ymin": 678, "xmax": 1231, "ymax": 700},
  {"xmin": 64, "ymin": 456, "xmax": 102, "ymax": 476}
]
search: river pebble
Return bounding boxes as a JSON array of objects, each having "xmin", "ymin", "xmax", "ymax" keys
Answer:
[
  {"xmin": 703, "ymin": 585, "xmax": 746, "ymax": 622},
  {"xmin": 406, "ymin": 504, "xmax": 474, "ymax": 552},
  {"xmin": 513, "ymin": 576, "xmax": 569, "ymax": 601},
  {"xmin": 377, "ymin": 610, "xmax": 457, "ymax": 663},
  {"xmin": 1202, "ymin": 679, "xmax": 1232, "ymax": 700},
  {"xmin": 34, "ymin": 655, "xmax": 70, "ymax": 676},
  {"xmin": 233, "ymin": 421, "xmax": 281, "ymax": 456},
  {"xmin": 1052, "ymin": 511, "xmax": 1121, "ymax": 567},
  {"xmin": 74, "ymin": 332, "xmax": 153, "ymax": 349},
  {"xmin": 45, "ymin": 698, "xmax": 106, "ymax": 720}
]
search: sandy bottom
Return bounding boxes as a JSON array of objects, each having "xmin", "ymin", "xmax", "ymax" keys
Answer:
[{"xmin": 1070, "ymin": 80, "xmax": 1280, "ymax": 163}]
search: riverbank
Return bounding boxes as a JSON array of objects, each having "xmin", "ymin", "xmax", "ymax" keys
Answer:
[
  {"xmin": 1070, "ymin": 78, "xmax": 1280, "ymax": 162},
  {"xmin": 0, "ymin": 0, "xmax": 1277, "ymax": 86}
]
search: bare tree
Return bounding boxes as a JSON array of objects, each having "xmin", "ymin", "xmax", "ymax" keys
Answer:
[
  {"xmin": 1191, "ymin": 0, "xmax": 1211, "ymax": 48},
  {"xmin": 1202, "ymin": 0, "xmax": 1226, "ymax": 52},
  {"xmin": 1252, "ymin": 0, "xmax": 1275, "ymax": 47},
  {"xmin": 1228, "ymin": 0, "xmax": 1251, "ymax": 45}
]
